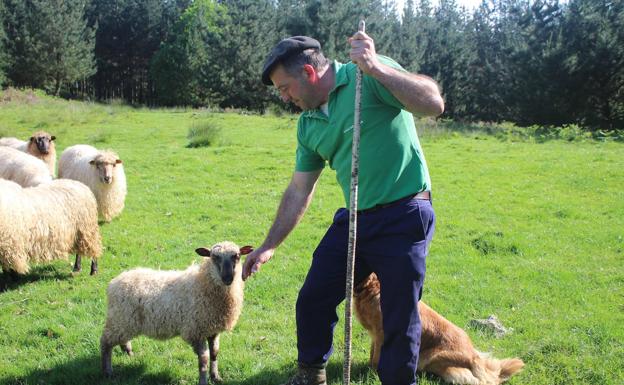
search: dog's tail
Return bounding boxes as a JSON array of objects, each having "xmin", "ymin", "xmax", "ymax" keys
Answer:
[{"xmin": 478, "ymin": 354, "xmax": 525, "ymax": 384}]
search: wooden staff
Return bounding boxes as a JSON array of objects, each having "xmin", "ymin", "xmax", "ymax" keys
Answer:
[{"xmin": 343, "ymin": 18, "xmax": 365, "ymax": 385}]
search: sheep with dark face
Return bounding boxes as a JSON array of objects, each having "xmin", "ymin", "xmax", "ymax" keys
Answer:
[
  {"xmin": 58, "ymin": 144, "xmax": 126, "ymax": 222},
  {"xmin": 100, "ymin": 241, "xmax": 253, "ymax": 385},
  {"xmin": 0, "ymin": 131, "xmax": 56, "ymax": 176}
]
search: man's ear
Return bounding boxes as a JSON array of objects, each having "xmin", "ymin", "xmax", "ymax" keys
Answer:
[
  {"xmin": 195, "ymin": 247, "xmax": 211, "ymax": 257},
  {"xmin": 302, "ymin": 64, "xmax": 317, "ymax": 83}
]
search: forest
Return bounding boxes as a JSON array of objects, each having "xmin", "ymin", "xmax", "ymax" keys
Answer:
[{"xmin": 0, "ymin": 0, "xmax": 622, "ymax": 130}]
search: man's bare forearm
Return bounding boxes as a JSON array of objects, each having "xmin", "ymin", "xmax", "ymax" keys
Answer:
[
  {"xmin": 261, "ymin": 182, "xmax": 315, "ymax": 250},
  {"xmin": 370, "ymin": 63, "xmax": 444, "ymax": 117}
]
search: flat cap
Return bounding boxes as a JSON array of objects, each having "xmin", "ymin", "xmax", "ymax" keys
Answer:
[{"xmin": 261, "ymin": 36, "xmax": 321, "ymax": 85}]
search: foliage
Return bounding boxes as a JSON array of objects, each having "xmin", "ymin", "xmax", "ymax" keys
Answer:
[
  {"xmin": 150, "ymin": 0, "xmax": 229, "ymax": 107},
  {"xmin": 2, "ymin": 0, "xmax": 95, "ymax": 95},
  {"xmin": 1, "ymin": 0, "xmax": 623, "ymax": 130}
]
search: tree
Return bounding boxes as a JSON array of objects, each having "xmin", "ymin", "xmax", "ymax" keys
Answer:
[
  {"xmin": 87, "ymin": 0, "xmax": 184, "ymax": 103},
  {"xmin": 150, "ymin": 0, "xmax": 228, "ymax": 106},
  {"xmin": 561, "ymin": 0, "xmax": 624, "ymax": 129},
  {"xmin": 3, "ymin": 0, "xmax": 95, "ymax": 95},
  {"xmin": 217, "ymin": 0, "xmax": 280, "ymax": 110},
  {"xmin": 0, "ymin": 1, "xmax": 7, "ymax": 85}
]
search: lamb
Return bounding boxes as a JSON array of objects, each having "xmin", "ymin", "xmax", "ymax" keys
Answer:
[
  {"xmin": 0, "ymin": 178, "xmax": 102, "ymax": 276},
  {"xmin": 0, "ymin": 146, "xmax": 53, "ymax": 187},
  {"xmin": 101, "ymin": 242, "xmax": 254, "ymax": 385},
  {"xmin": 0, "ymin": 130, "xmax": 56, "ymax": 175},
  {"xmin": 58, "ymin": 144, "xmax": 126, "ymax": 222}
]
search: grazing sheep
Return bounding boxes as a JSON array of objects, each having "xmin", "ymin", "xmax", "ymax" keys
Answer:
[
  {"xmin": 0, "ymin": 131, "xmax": 56, "ymax": 175},
  {"xmin": 0, "ymin": 146, "xmax": 53, "ymax": 187},
  {"xmin": 0, "ymin": 178, "xmax": 102, "ymax": 276},
  {"xmin": 100, "ymin": 242, "xmax": 254, "ymax": 385},
  {"xmin": 58, "ymin": 144, "xmax": 126, "ymax": 222}
]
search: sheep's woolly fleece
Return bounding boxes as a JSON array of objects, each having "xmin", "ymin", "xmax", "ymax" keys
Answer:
[
  {"xmin": 58, "ymin": 144, "xmax": 127, "ymax": 222},
  {"xmin": 101, "ymin": 241, "xmax": 244, "ymax": 345},
  {"xmin": 0, "ymin": 178, "xmax": 102, "ymax": 274},
  {"xmin": 0, "ymin": 146, "xmax": 52, "ymax": 187}
]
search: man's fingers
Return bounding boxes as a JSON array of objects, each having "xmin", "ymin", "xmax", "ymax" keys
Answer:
[{"xmin": 351, "ymin": 31, "xmax": 369, "ymax": 40}]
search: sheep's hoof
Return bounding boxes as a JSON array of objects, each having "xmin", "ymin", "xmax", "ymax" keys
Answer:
[{"xmin": 209, "ymin": 373, "xmax": 222, "ymax": 384}]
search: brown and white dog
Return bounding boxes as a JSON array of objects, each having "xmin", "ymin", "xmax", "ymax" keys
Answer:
[{"xmin": 354, "ymin": 273, "xmax": 524, "ymax": 385}]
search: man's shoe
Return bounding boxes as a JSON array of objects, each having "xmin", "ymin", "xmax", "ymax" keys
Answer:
[{"xmin": 280, "ymin": 363, "xmax": 327, "ymax": 385}]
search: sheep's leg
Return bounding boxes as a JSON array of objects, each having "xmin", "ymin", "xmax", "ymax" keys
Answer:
[
  {"xmin": 120, "ymin": 341, "xmax": 133, "ymax": 356},
  {"xmin": 192, "ymin": 340, "xmax": 210, "ymax": 385},
  {"xmin": 73, "ymin": 255, "xmax": 82, "ymax": 272},
  {"xmin": 208, "ymin": 334, "xmax": 222, "ymax": 383},
  {"xmin": 90, "ymin": 259, "xmax": 98, "ymax": 275},
  {"xmin": 101, "ymin": 335, "xmax": 114, "ymax": 377}
]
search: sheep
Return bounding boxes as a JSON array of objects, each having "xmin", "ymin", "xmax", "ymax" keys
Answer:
[
  {"xmin": 0, "ymin": 178, "xmax": 102, "ymax": 276},
  {"xmin": 0, "ymin": 146, "xmax": 53, "ymax": 187},
  {"xmin": 58, "ymin": 144, "xmax": 127, "ymax": 222},
  {"xmin": 100, "ymin": 242, "xmax": 254, "ymax": 385},
  {"xmin": 0, "ymin": 131, "xmax": 56, "ymax": 176}
]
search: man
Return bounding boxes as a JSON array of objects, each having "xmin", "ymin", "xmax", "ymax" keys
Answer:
[{"xmin": 242, "ymin": 32, "xmax": 444, "ymax": 385}]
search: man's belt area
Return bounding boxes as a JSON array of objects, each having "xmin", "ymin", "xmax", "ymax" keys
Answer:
[{"xmin": 358, "ymin": 191, "xmax": 431, "ymax": 214}]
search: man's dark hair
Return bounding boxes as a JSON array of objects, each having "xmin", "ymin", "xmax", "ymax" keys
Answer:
[{"xmin": 281, "ymin": 49, "xmax": 330, "ymax": 79}]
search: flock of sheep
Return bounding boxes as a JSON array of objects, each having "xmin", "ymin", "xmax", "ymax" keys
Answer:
[{"xmin": 1, "ymin": 130, "xmax": 250, "ymax": 385}]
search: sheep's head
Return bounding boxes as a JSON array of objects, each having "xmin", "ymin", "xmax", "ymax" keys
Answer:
[
  {"xmin": 195, "ymin": 242, "xmax": 253, "ymax": 286},
  {"xmin": 29, "ymin": 131, "xmax": 55, "ymax": 154},
  {"xmin": 89, "ymin": 151, "xmax": 122, "ymax": 184}
]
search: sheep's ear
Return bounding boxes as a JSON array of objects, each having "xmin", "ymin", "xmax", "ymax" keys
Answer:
[
  {"xmin": 239, "ymin": 246, "xmax": 254, "ymax": 255},
  {"xmin": 51, "ymin": 136, "xmax": 56, "ymax": 141},
  {"xmin": 116, "ymin": 159, "xmax": 122, "ymax": 164},
  {"xmin": 195, "ymin": 247, "xmax": 212, "ymax": 257}
]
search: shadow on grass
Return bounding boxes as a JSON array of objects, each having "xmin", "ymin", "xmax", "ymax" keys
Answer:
[
  {"xmin": 0, "ymin": 351, "xmax": 444, "ymax": 385},
  {"xmin": 224, "ymin": 360, "xmax": 374, "ymax": 385},
  {"xmin": 0, "ymin": 358, "xmax": 370, "ymax": 385},
  {"xmin": 0, "ymin": 354, "xmax": 176, "ymax": 385},
  {"xmin": 0, "ymin": 264, "xmax": 74, "ymax": 292}
]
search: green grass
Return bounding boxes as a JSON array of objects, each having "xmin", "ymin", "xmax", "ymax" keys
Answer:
[{"xmin": 0, "ymin": 90, "xmax": 623, "ymax": 385}]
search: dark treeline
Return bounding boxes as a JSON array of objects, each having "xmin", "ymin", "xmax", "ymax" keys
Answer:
[{"xmin": 0, "ymin": 0, "xmax": 622, "ymax": 130}]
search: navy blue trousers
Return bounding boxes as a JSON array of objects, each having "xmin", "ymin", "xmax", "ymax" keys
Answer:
[{"xmin": 296, "ymin": 197, "xmax": 435, "ymax": 385}]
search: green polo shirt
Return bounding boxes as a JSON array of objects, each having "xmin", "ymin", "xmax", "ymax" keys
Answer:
[{"xmin": 295, "ymin": 56, "xmax": 431, "ymax": 210}]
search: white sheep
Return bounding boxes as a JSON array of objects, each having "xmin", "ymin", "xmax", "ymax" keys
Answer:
[
  {"xmin": 0, "ymin": 178, "xmax": 102, "ymax": 276},
  {"xmin": 100, "ymin": 242, "xmax": 253, "ymax": 385},
  {"xmin": 58, "ymin": 144, "xmax": 127, "ymax": 222},
  {"xmin": 0, "ymin": 146, "xmax": 53, "ymax": 187},
  {"xmin": 0, "ymin": 130, "xmax": 56, "ymax": 176}
]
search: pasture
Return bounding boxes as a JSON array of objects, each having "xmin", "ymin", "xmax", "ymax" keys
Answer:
[{"xmin": 0, "ymin": 91, "xmax": 622, "ymax": 385}]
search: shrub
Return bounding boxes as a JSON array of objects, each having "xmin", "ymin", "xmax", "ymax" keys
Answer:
[{"xmin": 187, "ymin": 120, "xmax": 222, "ymax": 148}]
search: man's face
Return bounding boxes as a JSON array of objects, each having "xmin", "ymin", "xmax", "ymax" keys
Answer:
[{"xmin": 270, "ymin": 64, "xmax": 320, "ymax": 111}]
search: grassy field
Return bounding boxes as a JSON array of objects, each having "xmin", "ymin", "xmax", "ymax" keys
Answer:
[{"xmin": 0, "ymin": 90, "xmax": 622, "ymax": 385}]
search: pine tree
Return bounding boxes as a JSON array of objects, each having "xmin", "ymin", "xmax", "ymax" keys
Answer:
[
  {"xmin": 3, "ymin": 0, "xmax": 95, "ymax": 95},
  {"xmin": 0, "ymin": 1, "xmax": 7, "ymax": 85},
  {"xmin": 150, "ymin": 0, "xmax": 228, "ymax": 106},
  {"xmin": 561, "ymin": 0, "xmax": 624, "ymax": 129}
]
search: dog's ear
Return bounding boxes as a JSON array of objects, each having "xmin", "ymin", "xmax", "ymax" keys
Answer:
[
  {"xmin": 195, "ymin": 247, "xmax": 211, "ymax": 257},
  {"xmin": 239, "ymin": 246, "xmax": 254, "ymax": 255}
]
